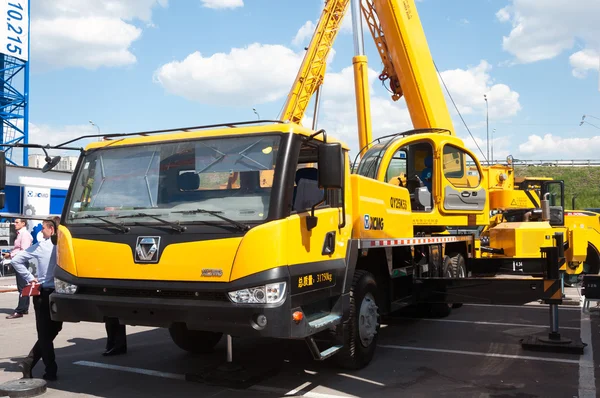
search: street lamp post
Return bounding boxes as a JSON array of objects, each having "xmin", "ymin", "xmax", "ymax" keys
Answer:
[
  {"xmin": 492, "ymin": 128, "xmax": 495, "ymax": 164},
  {"xmin": 580, "ymin": 114, "xmax": 600, "ymax": 130},
  {"xmin": 484, "ymin": 94, "xmax": 489, "ymax": 165},
  {"xmin": 89, "ymin": 120, "xmax": 101, "ymax": 141}
]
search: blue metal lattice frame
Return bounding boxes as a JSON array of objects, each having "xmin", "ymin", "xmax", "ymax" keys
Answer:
[{"xmin": 0, "ymin": 0, "xmax": 30, "ymax": 167}]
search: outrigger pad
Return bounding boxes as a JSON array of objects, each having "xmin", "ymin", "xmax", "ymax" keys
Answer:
[
  {"xmin": 185, "ymin": 362, "xmax": 280, "ymax": 389},
  {"xmin": 0, "ymin": 378, "xmax": 47, "ymax": 397},
  {"xmin": 520, "ymin": 334, "xmax": 587, "ymax": 355}
]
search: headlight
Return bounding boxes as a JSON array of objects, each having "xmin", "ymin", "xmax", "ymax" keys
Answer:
[
  {"xmin": 228, "ymin": 282, "xmax": 286, "ymax": 304},
  {"xmin": 54, "ymin": 278, "xmax": 78, "ymax": 294}
]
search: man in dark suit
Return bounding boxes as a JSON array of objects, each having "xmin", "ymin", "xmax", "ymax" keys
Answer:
[{"xmin": 104, "ymin": 317, "xmax": 127, "ymax": 356}]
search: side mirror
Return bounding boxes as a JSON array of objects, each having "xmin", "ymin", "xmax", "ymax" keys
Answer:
[
  {"xmin": 0, "ymin": 151, "xmax": 6, "ymax": 190},
  {"xmin": 305, "ymin": 143, "xmax": 345, "ymax": 232},
  {"xmin": 318, "ymin": 142, "xmax": 343, "ymax": 189},
  {"xmin": 42, "ymin": 155, "xmax": 62, "ymax": 173}
]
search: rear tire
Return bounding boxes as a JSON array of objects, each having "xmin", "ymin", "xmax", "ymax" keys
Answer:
[
  {"xmin": 416, "ymin": 255, "xmax": 453, "ymax": 318},
  {"xmin": 335, "ymin": 270, "xmax": 380, "ymax": 370},
  {"xmin": 169, "ymin": 324, "xmax": 223, "ymax": 354},
  {"xmin": 448, "ymin": 253, "xmax": 467, "ymax": 309}
]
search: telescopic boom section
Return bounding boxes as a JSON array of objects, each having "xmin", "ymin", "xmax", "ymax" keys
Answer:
[
  {"xmin": 279, "ymin": 0, "xmax": 350, "ymax": 124},
  {"xmin": 363, "ymin": 0, "xmax": 455, "ymax": 135}
]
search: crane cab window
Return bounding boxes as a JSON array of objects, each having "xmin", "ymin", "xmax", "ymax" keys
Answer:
[
  {"xmin": 385, "ymin": 150, "xmax": 407, "ymax": 186},
  {"xmin": 356, "ymin": 143, "xmax": 385, "ymax": 180},
  {"xmin": 443, "ymin": 145, "xmax": 480, "ymax": 188}
]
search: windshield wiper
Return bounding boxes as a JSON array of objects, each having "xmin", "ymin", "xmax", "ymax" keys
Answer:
[
  {"xmin": 117, "ymin": 213, "xmax": 186, "ymax": 233},
  {"xmin": 73, "ymin": 215, "xmax": 130, "ymax": 233},
  {"xmin": 172, "ymin": 209, "xmax": 250, "ymax": 232}
]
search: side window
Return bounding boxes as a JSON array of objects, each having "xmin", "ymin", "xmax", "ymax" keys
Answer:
[
  {"xmin": 385, "ymin": 149, "xmax": 407, "ymax": 185},
  {"xmin": 443, "ymin": 145, "xmax": 480, "ymax": 188},
  {"xmin": 293, "ymin": 144, "xmax": 344, "ymax": 212}
]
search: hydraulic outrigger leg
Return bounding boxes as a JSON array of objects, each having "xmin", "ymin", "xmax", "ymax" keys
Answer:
[{"xmin": 520, "ymin": 233, "xmax": 586, "ymax": 355}]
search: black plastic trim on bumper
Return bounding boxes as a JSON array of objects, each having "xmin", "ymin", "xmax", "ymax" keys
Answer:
[
  {"xmin": 50, "ymin": 262, "xmax": 349, "ymax": 339},
  {"xmin": 50, "ymin": 266, "xmax": 293, "ymax": 338}
]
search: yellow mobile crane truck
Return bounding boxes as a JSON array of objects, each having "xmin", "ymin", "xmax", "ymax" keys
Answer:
[
  {"xmin": 0, "ymin": 0, "xmax": 582, "ymax": 373},
  {"xmin": 465, "ymin": 162, "xmax": 599, "ymax": 283}
]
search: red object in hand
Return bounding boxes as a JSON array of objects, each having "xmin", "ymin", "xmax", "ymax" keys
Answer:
[{"xmin": 21, "ymin": 283, "xmax": 41, "ymax": 297}]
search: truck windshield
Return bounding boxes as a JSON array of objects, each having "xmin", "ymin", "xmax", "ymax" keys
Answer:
[{"xmin": 66, "ymin": 134, "xmax": 281, "ymax": 226}]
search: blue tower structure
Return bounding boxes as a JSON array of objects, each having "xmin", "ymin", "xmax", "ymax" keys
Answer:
[{"xmin": 0, "ymin": 0, "xmax": 30, "ymax": 166}]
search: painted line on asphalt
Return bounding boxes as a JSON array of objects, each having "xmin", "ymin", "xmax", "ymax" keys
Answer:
[
  {"xmin": 418, "ymin": 318, "xmax": 580, "ymax": 330},
  {"xmin": 579, "ymin": 303, "xmax": 596, "ymax": 398},
  {"xmin": 74, "ymin": 360, "xmax": 349, "ymax": 398},
  {"xmin": 378, "ymin": 344, "xmax": 580, "ymax": 364},
  {"xmin": 464, "ymin": 303, "xmax": 580, "ymax": 311},
  {"xmin": 74, "ymin": 360, "xmax": 185, "ymax": 380},
  {"xmin": 338, "ymin": 373, "xmax": 385, "ymax": 387}
]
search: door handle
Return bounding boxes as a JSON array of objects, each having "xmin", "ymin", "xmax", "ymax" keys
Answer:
[
  {"xmin": 461, "ymin": 191, "xmax": 471, "ymax": 198},
  {"xmin": 322, "ymin": 231, "xmax": 336, "ymax": 255}
]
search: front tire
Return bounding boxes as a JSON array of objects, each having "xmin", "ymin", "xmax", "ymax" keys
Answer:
[
  {"xmin": 335, "ymin": 270, "xmax": 380, "ymax": 370},
  {"xmin": 169, "ymin": 323, "xmax": 222, "ymax": 354}
]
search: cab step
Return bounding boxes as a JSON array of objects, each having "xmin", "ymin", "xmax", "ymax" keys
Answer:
[
  {"xmin": 305, "ymin": 336, "xmax": 343, "ymax": 360},
  {"xmin": 308, "ymin": 313, "xmax": 341, "ymax": 330}
]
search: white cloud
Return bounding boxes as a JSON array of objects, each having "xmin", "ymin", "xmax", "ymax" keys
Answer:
[
  {"xmin": 496, "ymin": 7, "xmax": 510, "ymax": 23},
  {"xmin": 462, "ymin": 134, "xmax": 511, "ymax": 164},
  {"xmin": 293, "ymin": 21, "xmax": 316, "ymax": 46},
  {"xmin": 29, "ymin": 123, "xmax": 97, "ymax": 148},
  {"xmin": 496, "ymin": 0, "xmax": 600, "ymax": 78},
  {"xmin": 302, "ymin": 66, "xmax": 412, "ymax": 157},
  {"xmin": 153, "ymin": 40, "xmax": 520, "ymax": 158},
  {"xmin": 570, "ymin": 49, "xmax": 599, "ymax": 79},
  {"xmin": 518, "ymin": 134, "xmax": 600, "ymax": 159},
  {"xmin": 340, "ymin": 10, "xmax": 353, "ymax": 34},
  {"xmin": 32, "ymin": 0, "xmax": 168, "ymax": 70},
  {"xmin": 153, "ymin": 43, "xmax": 305, "ymax": 106},
  {"xmin": 201, "ymin": 0, "xmax": 243, "ymax": 9},
  {"xmin": 440, "ymin": 60, "xmax": 521, "ymax": 119}
]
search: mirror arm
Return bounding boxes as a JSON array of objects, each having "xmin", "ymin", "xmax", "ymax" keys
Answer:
[
  {"xmin": 338, "ymin": 187, "xmax": 346, "ymax": 229},
  {"xmin": 306, "ymin": 195, "xmax": 326, "ymax": 231},
  {"xmin": 308, "ymin": 129, "xmax": 327, "ymax": 143}
]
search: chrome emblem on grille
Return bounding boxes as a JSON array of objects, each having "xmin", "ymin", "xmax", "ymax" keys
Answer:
[
  {"xmin": 202, "ymin": 269, "xmax": 223, "ymax": 277},
  {"xmin": 135, "ymin": 236, "xmax": 160, "ymax": 263}
]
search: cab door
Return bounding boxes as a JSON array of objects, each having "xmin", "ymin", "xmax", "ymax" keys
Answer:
[{"xmin": 440, "ymin": 144, "xmax": 486, "ymax": 213}]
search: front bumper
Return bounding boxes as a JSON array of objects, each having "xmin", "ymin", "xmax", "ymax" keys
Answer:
[
  {"xmin": 50, "ymin": 266, "xmax": 292, "ymax": 338},
  {"xmin": 50, "ymin": 263, "xmax": 348, "ymax": 339}
]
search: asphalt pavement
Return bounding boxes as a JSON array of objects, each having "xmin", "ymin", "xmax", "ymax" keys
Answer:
[{"xmin": 0, "ymin": 285, "xmax": 598, "ymax": 397}]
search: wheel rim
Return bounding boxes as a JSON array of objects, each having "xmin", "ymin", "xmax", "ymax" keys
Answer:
[{"xmin": 358, "ymin": 292, "xmax": 379, "ymax": 347}]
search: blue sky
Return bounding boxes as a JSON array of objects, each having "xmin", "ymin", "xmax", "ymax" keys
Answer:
[{"xmin": 26, "ymin": 0, "xmax": 600, "ymax": 163}]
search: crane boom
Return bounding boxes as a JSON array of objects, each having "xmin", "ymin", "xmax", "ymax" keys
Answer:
[
  {"xmin": 279, "ymin": 0, "xmax": 350, "ymax": 125},
  {"xmin": 363, "ymin": 0, "xmax": 455, "ymax": 134}
]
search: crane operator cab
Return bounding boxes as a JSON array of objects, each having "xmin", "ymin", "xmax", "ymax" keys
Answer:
[{"xmin": 357, "ymin": 132, "xmax": 486, "ymax": 217}]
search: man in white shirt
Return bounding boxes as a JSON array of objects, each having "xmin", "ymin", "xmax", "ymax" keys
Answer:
[
  {"xmin": 11, "ymin": 218, "xmax": 62, "ymax": 381},
  {"xmin": 4, "ymin": 218, "xmax": 33, "ymax": 319}
]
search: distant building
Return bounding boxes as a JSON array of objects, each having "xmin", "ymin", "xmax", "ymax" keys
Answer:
[{"xmin": 28, "ymin": 154, "xmax": 79, "ymax": 172}]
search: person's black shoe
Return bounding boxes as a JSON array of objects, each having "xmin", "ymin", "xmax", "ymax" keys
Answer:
[
  {"xmin": 102, "ymin": 346, "xmax": 127, "ymax": 356},
  {"xmin": 18, "ymin": 361, "xmax": 32, "ymax": 379},
  {"xmin": 42, "ymin": 373, "xmax": 57, "ymax": 381}
]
